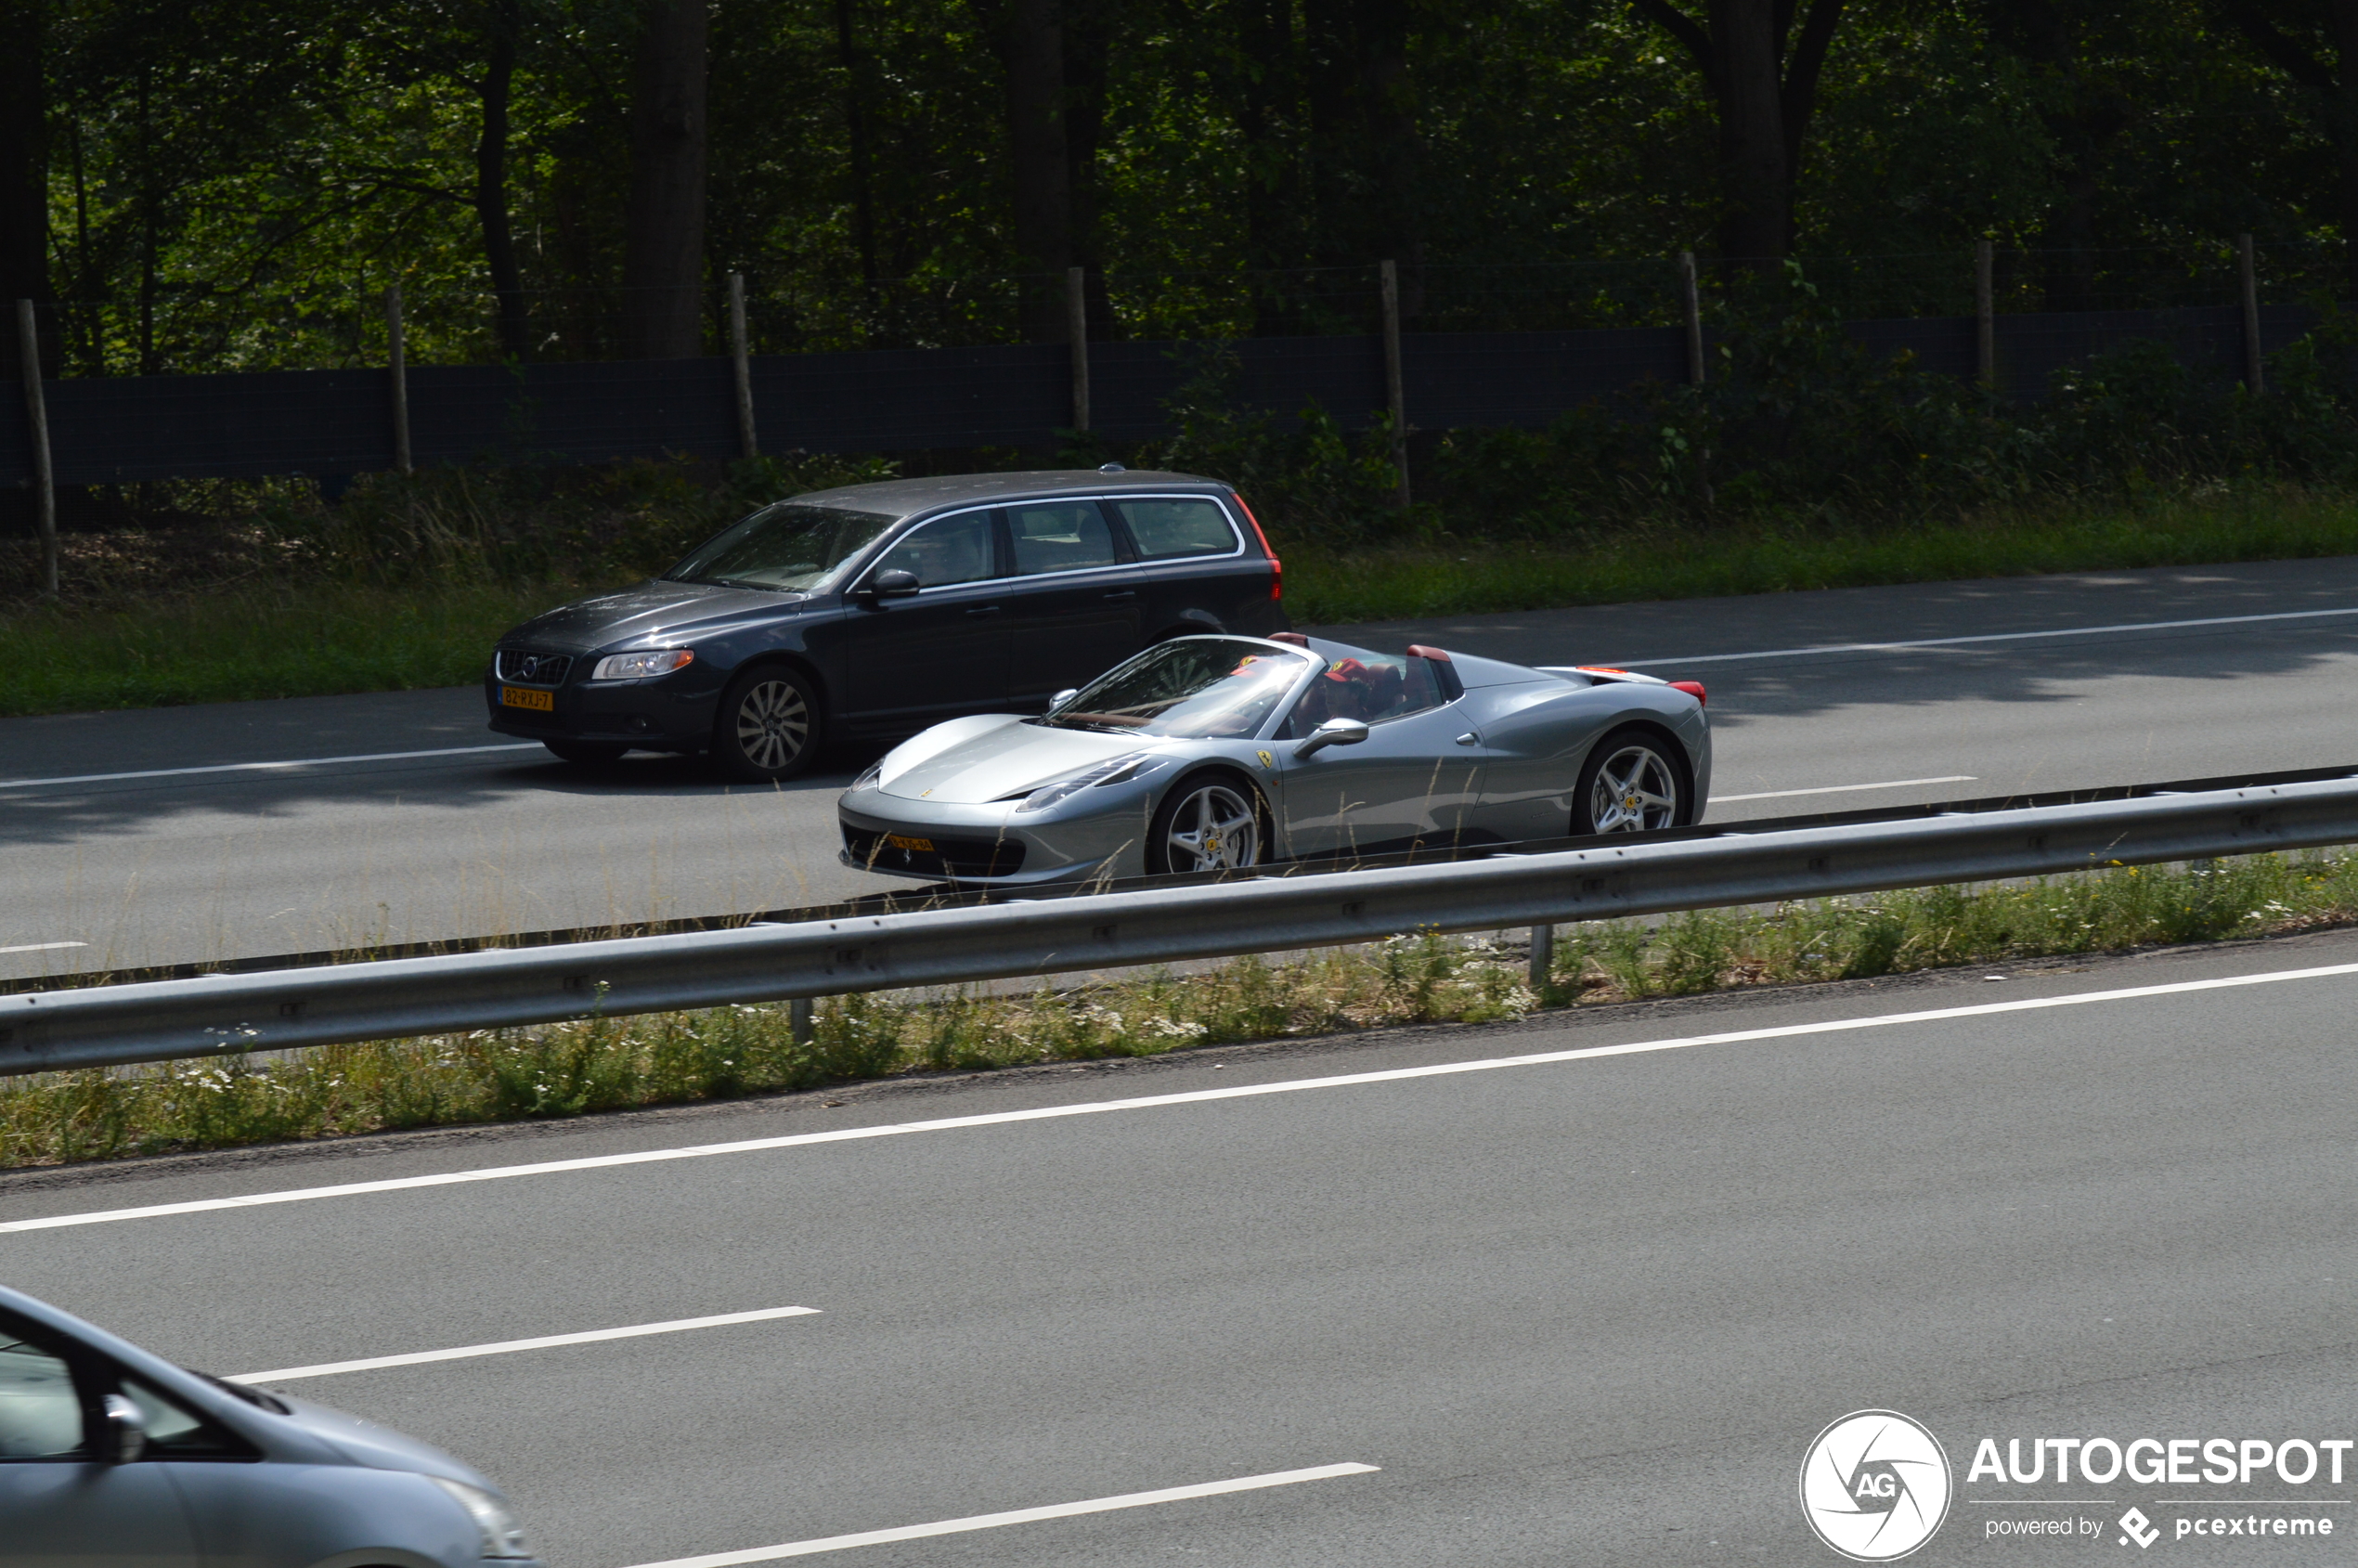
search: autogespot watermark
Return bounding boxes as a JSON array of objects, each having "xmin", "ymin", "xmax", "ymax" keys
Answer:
[{"xmin": 1802, "ymin": 1414, "xmax": 2352, "ymax": 1556}]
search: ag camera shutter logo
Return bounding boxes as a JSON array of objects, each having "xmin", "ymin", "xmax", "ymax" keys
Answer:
[{"xmin": 1800, "ymin": 1409, "xmax": 1953, "ymax": 1561}]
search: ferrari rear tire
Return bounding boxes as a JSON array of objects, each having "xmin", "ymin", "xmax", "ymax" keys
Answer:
[
  {"xmin": 713, "ymin": 665, "xmax": 822, "ymax": 782},
  {"xmin": 1148, "ymin": 773, "xmax": 1267, "ymax": 875},
  {"xmin": 543, "ymin": 740, "xmax": 628, "ymax": 765},
  {"xmin": 1572, "ymin": 726, "xmax": 1690, "ymax": 835}
]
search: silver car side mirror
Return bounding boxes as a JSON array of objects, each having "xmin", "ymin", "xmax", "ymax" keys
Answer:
[
  {"xmin": 101, "ymin": 1393, "xmax": 147, "ymax": 1464},
  {"xmin": 1294, "ymin": 718, "xmax": 1369, "ymax": 758},
  {"xmin": 1050, "ymin": 688, "xmax": 1079, "ymax": 711}
]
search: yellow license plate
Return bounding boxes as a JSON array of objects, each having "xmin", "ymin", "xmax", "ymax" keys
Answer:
[
  {"xmin": 885, "ymin": 834, "xmax": 936, "ymax": 852},
  {"xmin": 500, "ymin": 686, "xmax": 555, "ymax": 712}
]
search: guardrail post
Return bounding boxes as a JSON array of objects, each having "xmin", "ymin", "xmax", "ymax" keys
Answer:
[
  {"xmin": 384, "ymin": 285, "xmax": 413, "ymax": 474},
  {"xmin": 729, "ymin": 271, "xmax": 758, "ymax": 459},
  {"xmin": 2237, "ymin": 234, "xmax": 2263, "ymax": 395},
  {"xmin": 790, "ymin": 996, "xmax": 814, "ymax": 1045},
  {"xmin": 1067, "ymin": 266, "xmax": 1090, "ymax": 434},
  {"xmin": 13, "ymin": 299, "xmax": 57, "ymax": 598},
  {"xmin": 1527, "ymin": 923, "xmax": 1554, "ymax": 993},
  {"xmin": 1380, "ymin": 259, "xmax": 1409, "ymax": 509}
]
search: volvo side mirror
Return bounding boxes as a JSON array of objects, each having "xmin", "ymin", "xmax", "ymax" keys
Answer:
[
  {"xmin": 862, "ymin": 569, "xmax": 921, "ymax": 601},
  {"xmin": 101, "ymin": 1393, "xmax": 147, "ymax": 1464},
  {"xmin": 1294, "ymin": 718, "xmax": 1369, "ymax": 758}
]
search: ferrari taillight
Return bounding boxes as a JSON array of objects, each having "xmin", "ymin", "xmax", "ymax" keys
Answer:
[{"xmin": 1669, "ymin": 680, "xmax": 1707, "ymax": 706}]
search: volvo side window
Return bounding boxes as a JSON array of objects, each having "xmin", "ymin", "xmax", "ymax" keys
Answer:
[
  {"xmin": 1008, "ymin": 501, "xmax": 1120, "ymax": 577},
  {"xmin": 868, "ymin": 511, "xmax": 999, "ymax": 589},
  {"xmin": 1112, "ymin": 498, "xmax": 1238, "ymax": 559}
]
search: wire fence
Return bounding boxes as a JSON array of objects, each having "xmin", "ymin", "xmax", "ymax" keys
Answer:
[{"xmin": 31, "ymin": 242, "xmax": 2352, "ymax": 380}]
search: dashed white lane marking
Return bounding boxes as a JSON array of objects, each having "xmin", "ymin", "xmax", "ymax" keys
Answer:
[
  {"xmin": 1616, "ymin": 604, "xmax": 2358, "ymax": 667},
  {"xmin": 620, "ymin": 1463, "xmax": 1380, "ymax": 1567},
  {"xmin": 6, "ymin": 959, "xmax": 2356, "ymax": 1237},
  {"xmin": 1713, "ymin": 774, "xmax": 1976, "ymax": 803},
  {"xmin": 0, "ymin": 743, "xmax": 543, "ymax": 791},
  {"xmin": 227, "ymin": 1305, "xmax": 821, "ymax": 1384},
  {"xmin": 0, "ymin": 941, "xmax": 86, "ymax": 954}
]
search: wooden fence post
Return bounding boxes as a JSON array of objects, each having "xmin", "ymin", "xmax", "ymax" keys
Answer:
[
  {"xmin": 1067, "ymin": 265, "xmax": 1091, "ymax": 433},
  {"xmin": 14, "ymin": 299, "xmax": 56, "ymax": 598},
  {"xmin": 1380, "ymin": 258, "xmax": 1410, "ymax": 508},
  {"xmin": 729, "ymin": 271, "xmax": 758, "ymax": 459},
  {"xmin": 1678, "ymin": 253, "xmax": 1705, "ymax": 385},
  {"xmin": 1975, "ymin": 240, "xmax": 1995, "ymax": 391},
  {"xmin": 2238, "ymin": 234, "xmax": 2264, "ymax": 395},
  {"xmin": 384, "ymin": 285, "xmax": 413, "ymax": 474}
]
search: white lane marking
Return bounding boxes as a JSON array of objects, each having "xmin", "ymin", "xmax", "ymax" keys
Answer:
[
  {"xmin": 1614, "ymin": 604, "xmax": 2358, "ymax": 667},
  {"xmin": 6, "ymin": 959, "xmax": 2356, "ymax": 1237},
  {"xmin": 1713, "ymin": 775, "xmax": 1976, "ymax": 803},
  {"xmin": 0, "ymin": 941, "xmax": 86, "ymax": 954},
  {"xmin": 621, "ymin": 1463, "xmax": 1381, "ymax": 1568},
  {"xmin": 0, "ymin": 743, "xmax": 544, "ymax": 791},
  {"xmin": 227, "ymin": 1305, "xmax": 821, "ymax": 1384}
]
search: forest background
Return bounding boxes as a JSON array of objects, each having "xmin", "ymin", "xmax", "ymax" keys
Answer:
[{"xmin": 11, "ymin": 0, "xmax": 2358, "ymax": 709}]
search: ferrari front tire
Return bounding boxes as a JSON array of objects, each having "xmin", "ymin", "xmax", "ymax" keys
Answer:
[
  {"xmin": 1148, "ymin": 774, "xmax": 1266, "ymax": 875},
  {"xmin": 1572, "ymin": 726, "xmax": 1689, "ymax": 834},
  {"xmin": 713, "ymin": 665, "xmax": 822, "ymax": 782}
]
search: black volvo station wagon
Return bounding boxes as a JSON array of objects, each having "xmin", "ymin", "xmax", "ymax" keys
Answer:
[{"xmin": 484, "ymin": 469, "xmax": 1291, "ymax": 780}]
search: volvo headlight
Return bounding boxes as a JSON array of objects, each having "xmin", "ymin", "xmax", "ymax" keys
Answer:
[
  {"xmin": 427, "ymin": 1475, "xmax": 533, "ymax": 1560},
  {"xmin": 1011, "ymin": 753, "xmax": 1167, "ymax": 812},
  {"xmin": 590, "ymin": 648, "xmax": 694, "ymax": 680}
]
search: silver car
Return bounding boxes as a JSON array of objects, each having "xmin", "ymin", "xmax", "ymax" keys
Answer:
[
  {"xmin": 837, "ymin": 631, "xmax": 1712, "ymax": 886},
  {"xmin": 0, "ymin": 1285, "xmax": 538, "ymax": 1568}
]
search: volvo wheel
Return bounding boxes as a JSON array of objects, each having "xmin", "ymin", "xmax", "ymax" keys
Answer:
[
  {"xmin": 1572, "ymin": 727, "xmax": 1688, "ymax": 834},
  {"xmin": 714, "ymin": 666, "xmax": 821, "ymax": 782},
  {"xmin": 1148, "ymin": 775, "xmax": 1266, "ymax": 875}
]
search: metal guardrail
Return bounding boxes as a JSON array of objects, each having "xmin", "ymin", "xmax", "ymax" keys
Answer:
[{"xmin": 7, "ymin": 771, "xmax": 2358, "ymax": 1075}]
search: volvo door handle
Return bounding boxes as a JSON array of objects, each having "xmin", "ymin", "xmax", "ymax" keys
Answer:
[
  {"xmin": 1455, "ymin": 732, "xmax": 1480, "ymax": 746},
  {"xmin": 965, "ymin": 605, "xmax": 1002, "ymax": 616},
  {"xmin": 1102, "ymin": 590, "xmax": 1137, "ymax": 601}
]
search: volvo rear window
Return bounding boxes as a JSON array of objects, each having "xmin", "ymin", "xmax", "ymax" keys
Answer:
[{"xmin": 1113, "ymin": 498, "xmax": 1239, "ymax": 559}]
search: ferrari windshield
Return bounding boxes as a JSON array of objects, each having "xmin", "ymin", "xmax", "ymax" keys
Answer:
[
  {"xmin": 665, "ymin": 502, "xmax": 898, "ymax": 592},
  {"xmin": 1042, "ymin": 639, "xmax": 1313, "ymax": 738}
]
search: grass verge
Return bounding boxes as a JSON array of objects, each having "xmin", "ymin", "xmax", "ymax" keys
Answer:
[
  {"xmin": 6, "ymin": 851, "xmax": 2352, "ymax": 1171},
  {"xmin": 6, "ymin": 484, "xmax": 2358, "ymax": 717},
  {"xmin": 1284, "ymin": 485, "xmax": 2358, "ymax": 623}
]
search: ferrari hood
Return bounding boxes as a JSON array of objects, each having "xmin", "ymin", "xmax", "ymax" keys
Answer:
[
  {"xmin": 501, "ymin": 579, "xmax": 816, "ymax": 653},
  {"xmin": 880, "ymin": 722, "xmax": 1152, "ymax": 803}
]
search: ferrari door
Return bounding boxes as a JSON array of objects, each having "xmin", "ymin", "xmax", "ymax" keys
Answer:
[{"xmin": 1271, "ymin": 654, "xmax": 1483, "ymax": 858}]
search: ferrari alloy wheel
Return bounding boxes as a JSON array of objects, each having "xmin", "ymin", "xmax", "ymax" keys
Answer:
[
  {"xmin": 715, "ymin": 667, "xmax": 820, "ymax": 782},
  {"xmin": 1150, "ymin": 778, "xmax": 1264, "ymax": 875},
  {"xmin": 1574, "ymin": 729, "xmax": 1685, "ymax": 835}
]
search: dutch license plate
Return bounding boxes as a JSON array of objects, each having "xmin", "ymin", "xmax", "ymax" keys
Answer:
[
  {"xmin": 500, "ymin": 686, "xmax": 554, "ymax": 712},
  {"xmin": 885, "ymin": 834, "xmax": 935, "ymax": 852}
]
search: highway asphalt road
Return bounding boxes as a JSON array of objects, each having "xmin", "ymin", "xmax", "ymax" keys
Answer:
[
  {"xmin": 5, "ymin": 556, "xmax": 2357, "ymax": 978},
  {"xmin": 5, "ymin": 929, "xmax": 2356, "ymax": 1564}
]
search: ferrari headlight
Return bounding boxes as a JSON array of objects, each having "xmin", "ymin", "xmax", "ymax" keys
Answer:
[
  {"xmin": 590, "ymin": 648, "xmax": 694, "ymax": 680},
  {"xmin": 1013, "ymin": 753, "xmax": 1166, "ymax": 812},
  {"xmin": 426, "ymin": 1475, "xmax": 533, "ymax": 1559}
]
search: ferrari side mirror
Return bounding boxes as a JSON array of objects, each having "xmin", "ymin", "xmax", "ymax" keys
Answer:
[
  {"xmin": 1049, "ymin": 688, "xmax": 1079, "ymax": 711},
  {"xmin": 101, "ymin": 1393, "xmax": 147, "ymax": 1464},
  {"xmin": 1295, "ymin": 718, "xmax": 1369, "ymax": 758}
]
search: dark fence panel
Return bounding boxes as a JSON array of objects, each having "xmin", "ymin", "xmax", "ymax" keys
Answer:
[{"xmin": 0, "ymin": 303, "xmax": 2326, "ymax": 490}]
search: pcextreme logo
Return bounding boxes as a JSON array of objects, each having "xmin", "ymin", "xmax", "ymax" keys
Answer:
[{"xmin": 1800, "ymin": 1410, "xmax": 1954, "ymax": 1562}]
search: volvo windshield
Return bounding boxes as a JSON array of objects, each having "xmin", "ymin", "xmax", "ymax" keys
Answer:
[
  {"xmin": 1041, "ymin": 639, "xmax": 1312, "ymax": 739},
  {"xmin": 666, "ymin": 502, "xmax": 899, "ymax": 592}
]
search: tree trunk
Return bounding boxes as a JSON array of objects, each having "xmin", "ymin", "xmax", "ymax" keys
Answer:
[
  {"xmin": 995, "ymin": 0, "xmax": 1072, "ymax": 341},
  {"xmin": 1062, "ymin": 0, "xmax": 1113, "ymax": 334},
  {"xmin": 833, "ymin": 0, "xmax": 882, "ymax": 321},
  {"xmin": 477, "ymin": 0, "xmax": 530, "ymax": 360},
  {"xmin": 2335, "ymin": 0, "xmax": 2358, "ymax": 295},
  {"xmin": 621, "ymin": 0, "xmax": 710, "ymax": 359},
  {"xmin": 0, "ymin": 0, "xmax": 46, "ymax": 381}
]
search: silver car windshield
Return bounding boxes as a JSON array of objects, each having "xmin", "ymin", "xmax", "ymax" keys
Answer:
[
  {"xmin": 1041, "ymin": 639, "xmax": 1313, "ymax": 738},
  {"xmin": 665, "ymin": 502, "xmax": 898, "ymax": 592}
]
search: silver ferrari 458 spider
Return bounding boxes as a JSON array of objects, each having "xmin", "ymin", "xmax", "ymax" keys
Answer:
[{"xmin": 837, "ymin": 631, "xmax": 1711, "ymax": 886}]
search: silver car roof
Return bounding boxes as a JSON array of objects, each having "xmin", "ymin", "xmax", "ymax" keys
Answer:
[{"xmin": 790, "ymin": 468, "xmax": 1231, "ymax": 523}]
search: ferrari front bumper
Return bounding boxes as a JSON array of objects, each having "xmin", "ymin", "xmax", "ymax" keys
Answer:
[{"xmin": 837, "ymin": 784, "xmax": 1157, "ymax": 888}]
